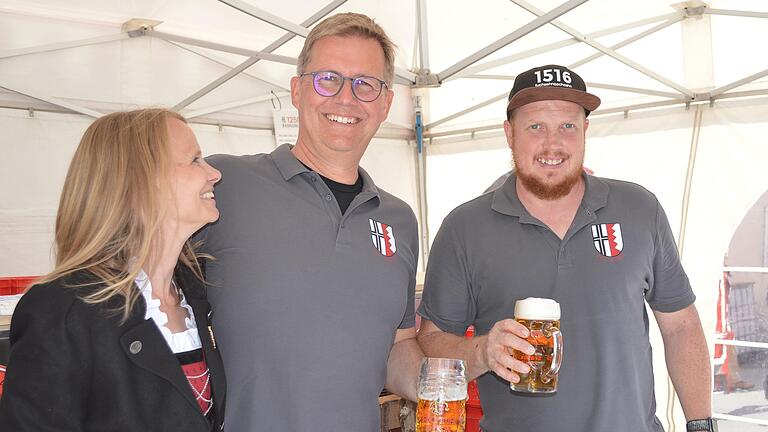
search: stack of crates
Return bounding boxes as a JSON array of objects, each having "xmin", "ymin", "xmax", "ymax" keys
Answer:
[
  {"xmin": 0, "ymin": 277, "xmax": 34, "ymax": 398},
  {"xmin": 465, "ymin": 326, "xmax": 483, "ymax": 432}
]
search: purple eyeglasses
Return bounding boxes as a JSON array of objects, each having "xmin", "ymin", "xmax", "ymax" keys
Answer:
[{"xmin": 299, "ymin": 70, "xmax": 388, "ymax": 102}]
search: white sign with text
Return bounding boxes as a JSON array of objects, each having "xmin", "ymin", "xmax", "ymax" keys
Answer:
[{"xmin": 272, "ymin": 108, "xmax": 299, "ymax": 146}]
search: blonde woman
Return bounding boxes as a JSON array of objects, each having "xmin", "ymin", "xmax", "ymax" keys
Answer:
[{"xmin": 0, "ymin": 109, "xmax": 225, "ymax": 431}]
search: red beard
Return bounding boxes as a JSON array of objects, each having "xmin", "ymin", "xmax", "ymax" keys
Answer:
[{"xmin": 513, "ymin": 154, "xmax": 582, "ymax": 201}]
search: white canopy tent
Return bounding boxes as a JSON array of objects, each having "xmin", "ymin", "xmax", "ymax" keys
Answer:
[{"xmin": 2, "ymin": 0, "xmax": 768, "ymax": 429}]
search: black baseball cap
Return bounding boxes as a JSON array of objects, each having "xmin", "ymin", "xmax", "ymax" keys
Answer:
[{"xmin": 506, "ymin": 64, "xmax": 601, "ymax": 118}]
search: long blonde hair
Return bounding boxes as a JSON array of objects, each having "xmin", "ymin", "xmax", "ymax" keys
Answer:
[{"xmin": 34, "ymin": 108, "xmax": 205, "ymax": 322}]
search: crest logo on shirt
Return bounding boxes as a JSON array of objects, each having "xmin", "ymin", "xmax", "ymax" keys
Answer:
[
  {"xmin": 592, "ymin": 223, "xmax": 623, "ymax": 257},
  {"xmin": 369, "ymin": 218, "xmax": 396, "ymax": 257}
]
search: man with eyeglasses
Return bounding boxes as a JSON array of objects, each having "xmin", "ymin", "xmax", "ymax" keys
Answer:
[{"xmin": 196, "ymin": 12, "xmax": 424, "ymax": 432}]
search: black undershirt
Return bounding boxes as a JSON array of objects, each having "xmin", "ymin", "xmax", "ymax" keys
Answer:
[{"xmin": 302, "ymin": 163, "xmax": 363, "ymax": 214}]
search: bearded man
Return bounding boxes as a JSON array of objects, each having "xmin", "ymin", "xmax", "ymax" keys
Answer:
[{"xmin": 416, "ymin": 65, "xmax": 715, "ymax": 432}]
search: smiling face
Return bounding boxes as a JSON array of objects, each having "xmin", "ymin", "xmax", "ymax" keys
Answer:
[
  {"xmin": 290, "ymin": 35, "xmax": 394, "ymax": 166},
  {"xmin": 505, "ymin": 99, "xmax": 588, "ymax": 200},
  {"xmin": 165, "ymin": 117, "xmax": 221, "ymax": 237}
]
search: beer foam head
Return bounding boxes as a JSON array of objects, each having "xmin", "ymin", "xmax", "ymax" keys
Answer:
[{"xmin": 514, "ymin": 297, "xmax": 561, "ymax": 320}]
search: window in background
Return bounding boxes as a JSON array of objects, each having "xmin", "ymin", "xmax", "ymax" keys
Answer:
[{"xmin": 715, "ymin": 190, "xmax": 768, "ymax": 431}]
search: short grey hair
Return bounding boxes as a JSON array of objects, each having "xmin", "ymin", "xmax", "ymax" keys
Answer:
[{"xmin": 296, "ymin": 12, "xmax": 396, "ymax": 86}]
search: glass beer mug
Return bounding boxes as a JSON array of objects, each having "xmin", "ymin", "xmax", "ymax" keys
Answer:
[
  {"xmin": 416, "ymin": 357, "xmax": 467, "ymax": 432},
  {"xmin": 511, "ymin": 297, "xmax": 563, "ymax": 393}
]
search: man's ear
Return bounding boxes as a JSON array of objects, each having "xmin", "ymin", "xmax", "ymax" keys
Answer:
[
  {"xmin": 290, "ymin": 75, "xmax": 301, "ymax": 109},
  {"xmin": 503, "ymin": 119, "xmax": 514, "ymax": 150}
]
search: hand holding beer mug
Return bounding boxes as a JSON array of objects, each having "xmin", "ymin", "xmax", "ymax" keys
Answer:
[
  {"xmin": 510, "ymin": 297, "xmax": 563, "ymax": 393},
  {"xmin": 416, "ymin": 357, "xmax": 467, "ymax": 432}
]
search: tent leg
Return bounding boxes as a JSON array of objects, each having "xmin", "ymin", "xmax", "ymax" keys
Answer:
[{"xmin": 414, "ymin": 96, "xmax": 430, "ymax": 273}]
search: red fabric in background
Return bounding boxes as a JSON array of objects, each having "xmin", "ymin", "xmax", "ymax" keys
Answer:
[
  {"xmin": 465, "ymin": 327, "xmax": 482, "ymax": 432},
  {"xmin": 715, "ymin": 272, "xmax": 732, "ymax": 374},
  {"xmin": 0, "ymin": 365, "xmax": 6, "ymax": 399}
]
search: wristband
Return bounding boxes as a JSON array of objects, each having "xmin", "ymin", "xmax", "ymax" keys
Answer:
[{"xmin": 686, "ymin": 417, "xmax": 717, "ymax": 432}]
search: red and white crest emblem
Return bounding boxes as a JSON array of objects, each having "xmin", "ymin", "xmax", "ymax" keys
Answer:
[
  {"xmin": 369, "ymin": 218, "xmax": 396, "ymax": 257},
  {"xmin": 591, "ymin": 223, "xmax": 623, "ymax": 257}
]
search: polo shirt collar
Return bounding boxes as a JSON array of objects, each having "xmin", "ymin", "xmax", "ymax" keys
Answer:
[
  {"xmin": 582, "ymin": 174, "xmax": 609, "ymax": 213},
  {"xmin": 356, "ymin": 166, "xmax": 380, "ymax": 196},
  {"xmin": 270, "ymin": 143, "xmax": 380, "ymax": 196},
  {"xmin": 271, "ymin": 144, "xmax": 308, "ymax": 181},
  {"xmin": 491, "ymin": 173, "xmax": 526, "ymax": 217},
  {"xmin": 491, "ymin": 171, "xmax": 609, "ymax": 218}
]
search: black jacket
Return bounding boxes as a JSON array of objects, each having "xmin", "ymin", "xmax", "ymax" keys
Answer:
[{"xmin": 0, "ymin": 266, "xmax": 226, "ymax": 431}]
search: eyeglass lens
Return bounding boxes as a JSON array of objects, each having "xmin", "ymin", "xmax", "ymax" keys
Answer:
[{"xmin": 312, "ymin": 71, "xmax": 383, "ymax": 102}]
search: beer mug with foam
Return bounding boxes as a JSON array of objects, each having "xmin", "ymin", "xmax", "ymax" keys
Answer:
[
  {"xmin": 511, "ymin": 297, "xmax": 563, "ymax": 393},
  {"xmin": 416, "ymin": 357, "xmax": 467, "ymax": 432}
]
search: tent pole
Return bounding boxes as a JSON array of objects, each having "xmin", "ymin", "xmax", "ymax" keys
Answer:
[
  {"xmin": 663, "ymin": 12, "xmax": 714, "ymax": 430},
  {"xmin": 218, "ymin": 0, "xmax": 309, "ymax": 37},
  {"xmin": 437, "ymin": 0, "xmax": 588, "ymax": 81},
  {"xmin": 172, "ymin": 0, "xmax": 348, "ymax": 111},
  {"xmin": 446, "ymin": 11, "xmax": 684, "ymax": 82},
  {"xmin": 148, "ymin": 30, "xmax": 297, "ymax": 64},
  {"xmin": 427, "ymin": 76, "xmax": 686, "ymax": 131},
  {"xmin": 710, "ymin": 68, "xmax": 768, "ymax": 97},
  {"xmin": 705, "ymin": 8, "xmax": 768, "ymax": 19},
  {"xmin": 426, "ymin": 94, "xmax": 506, "ymax": 130},
  {"xmin": 0, "ymin": 33, "xmax": 129, "ymax": 60},
  {"xmin": 0, "ymin": 85, "xmax": 102, "ymax": 118},
  {"xmin": 414, "ymin": 99, "xmax": 430, "ymax": 272},
  {"xmin": 511, "ymin": 0, "xmax": 694, "ymax": 98},
  {"xmin": 167, "ymin": 42, "xmax": 289, "ymax": 90},
  {"xmin": 430, "ymin": 13, "xmax": 682, "ymax": 129},
  {"xmin": 184, "ymin": 92, "xmax": 291, "ymax": 119},
  {"xmin": 569, "ymin": 16, "xmax": 684, "ymax": 69},
  {"xmin": 667, "ymin": 103, "xmax": 704, "ymax": 432},
  {"xmin": 416, "ymin": 0, "xmax": 430, "ymax": 73}
]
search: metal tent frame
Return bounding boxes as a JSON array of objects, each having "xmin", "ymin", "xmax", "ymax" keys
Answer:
[
  {"xmin": 2, "ymin": 0, "xmax": 768, "ymax": 291},
  {"xmin": 3, "ymin": 1, "xmax": 768, "ymax": 429},
  {"xmin": 2, "ymin": 1, "xmax": 767, "ymax": 134}
]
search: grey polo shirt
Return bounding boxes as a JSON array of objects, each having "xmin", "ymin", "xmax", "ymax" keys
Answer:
[
  {"xmin": 197, "ymin": 144, "xmax": 418, "ymax": 432},
  {"xmin": 418, "ymin": 173, "xmax": 694, "ymax": 432}
]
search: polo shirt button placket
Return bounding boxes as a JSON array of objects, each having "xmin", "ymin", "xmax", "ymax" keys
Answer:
[
  {"xmin": 558, "ymin": 246, "xmax": 574, "ymax": 269},
  {"xmin": 334, "ymin": 216, "xmax": 348, "ymax": 246}
]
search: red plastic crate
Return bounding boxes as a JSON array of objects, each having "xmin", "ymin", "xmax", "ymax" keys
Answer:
[{"xmin": 0, "ymin": 277, "xmax": 38, "ymax": 295}]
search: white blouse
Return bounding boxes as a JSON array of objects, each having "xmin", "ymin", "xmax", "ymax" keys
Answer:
[{"xmin": 134, "ymin": 270, "xmax": 202, "ymax": 354}]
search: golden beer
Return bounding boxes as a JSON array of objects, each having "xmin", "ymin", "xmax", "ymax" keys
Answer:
[
  {"xmin": 510, "ymin": 298, "xmax": 563, "ymax": 394},
  {"xmin": 416, "ymin": 358, "xmax": 467, "ymax": 432},
  {"xmin": 416, "ymin": 398, "xmax": 467, "ymax": 432}
]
